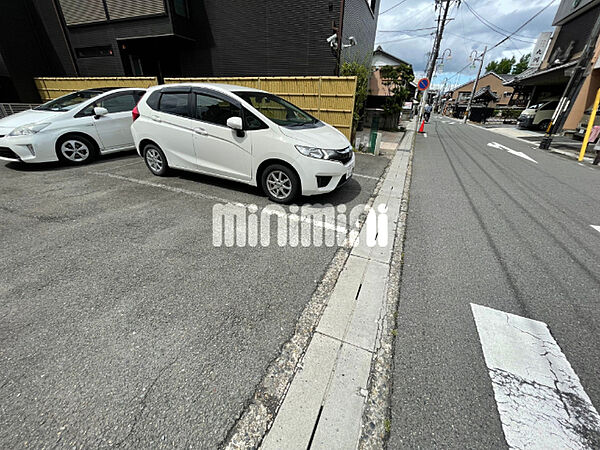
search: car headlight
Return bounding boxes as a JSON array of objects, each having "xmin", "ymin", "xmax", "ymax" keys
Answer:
[
  {"xmin": 295, "ymin": 145, "xmax": 338, "ymax": 160},
  {"xmin": 8, "ymin": 122, "xmax": 50, "ymax": 136}
]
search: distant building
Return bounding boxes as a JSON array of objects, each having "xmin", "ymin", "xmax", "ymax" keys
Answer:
[
  {"xmin": 450, "ymin": 72, "xmax": 515, "ymax": 108},
  {"xmin": 0, "ymin": 0, "xmax": 381, "ymax": 102},
  {"xmin": 364, "ymin": 46, "xmax": 415, "ymax": 128},
  {"xmin": 368, "ymin": 46, "xmax": 415, "ymax": 106}
]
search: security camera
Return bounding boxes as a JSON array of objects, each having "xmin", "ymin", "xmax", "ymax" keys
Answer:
[
  {"xmin": 327, "ymin": 33, "xmax": 338, "ymax": 44},
  {"xmin": 342, "ymin": 36, "xmax": 357, "ymax": 48}
]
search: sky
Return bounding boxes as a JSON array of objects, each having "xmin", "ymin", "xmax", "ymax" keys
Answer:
[{"xmin": 375, "ymin": 0, "xmax": 561, "ymax": 90}]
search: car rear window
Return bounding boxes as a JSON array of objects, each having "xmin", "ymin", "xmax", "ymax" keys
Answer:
[{"xmin": 159, "ymin": 92, "xmax": 189, "ymax": 117}]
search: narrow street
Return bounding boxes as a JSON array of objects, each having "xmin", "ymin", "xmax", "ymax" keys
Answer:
[{"xmin": 390, "ymin": 117, "xmax": 600, "ymax": 448}]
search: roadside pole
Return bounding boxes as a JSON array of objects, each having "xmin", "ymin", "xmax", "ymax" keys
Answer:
[
  {"xmin": 463, "ymin": 46, "xmax": 487, "ymax": 124},
  {"xmin": 579, "ymin": 87, "xmax": 600, "ymax": 161},
  {"xmin": 418, "ymin": 0, "xmax": 454, "ymax": 124},
  {"xmin": 435, "ymin": 78, "xmax": 448, "ymax": 113}
]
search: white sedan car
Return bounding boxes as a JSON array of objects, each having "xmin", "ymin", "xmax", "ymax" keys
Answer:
[
  {"xmin": 0, "ymin": 88, "xmax": 146, "ymax": 164},
  {"xmin": 131, "ymin": 83, "xmax": 355, "ymax": 203}
]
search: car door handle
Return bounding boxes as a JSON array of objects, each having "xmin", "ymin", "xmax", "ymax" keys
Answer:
[
  {"xmin": 193, "ymin": 127, "xmax": 208, "ymax": 136},
  {"xmin": 151, "ymin": 115, "xmax": 162, "ymax": 123}
]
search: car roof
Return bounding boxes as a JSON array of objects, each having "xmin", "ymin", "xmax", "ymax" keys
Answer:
[
  {"xmin": 79, "ymin": 87, "xmax": 146, "ymax": 95},
  {"xmin": 155, "ymin": 82, "xmax": 266, "ymax": 94}
]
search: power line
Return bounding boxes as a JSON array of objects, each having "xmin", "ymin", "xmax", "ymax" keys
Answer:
[
  {"xmin": 391, "ymin": 3, "xmax": 434, "ymax": 30},
  {"xmin": 488, "ymin": 0, "xmax": 557, "ymax": 51},
  {"xmin": 378, "ymin": 27, "xmax": 437, "ymax": 33},
  {"xmin": 445, "ymin": 31, "xmax": 491, "ymax": 46},
  {"xmin": 379, "ymin": 0, "xmax": 409, "ymax": 15},
  {"xmin": 376, "ymin": 33, "xmax": 435, "ymax": 45},
  {"xmin": 462, "ymin": 0, "xmax": 538, "ymax": 44}
]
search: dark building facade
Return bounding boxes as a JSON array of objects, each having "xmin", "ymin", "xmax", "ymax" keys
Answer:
[
  {"xmin": 0, "ymin": 0, "xmax": 77, "ymax": 102},
  {"xmin": 1, "ymin": 0, "xmax": 380, "ymax": 102}
]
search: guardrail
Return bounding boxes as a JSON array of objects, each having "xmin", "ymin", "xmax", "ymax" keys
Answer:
[{"xmin": 0, "ymin": 103, "xmax": 40, "ymax": 119}]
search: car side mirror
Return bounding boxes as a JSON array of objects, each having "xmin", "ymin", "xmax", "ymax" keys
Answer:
[
  {"xmin": 227, "ymin": 116, "xmax": 245, "ymax": 137},
  {"xmin": 227, "ymin": 116, "xmax": 243, "ymax": 130},
  {"xmin": 94, "ymin": 107, "xmax": 108, "ymax": 118},
  {"xmin": 94, "ymin": 106, "xmax": 108, "ymax": 119}
]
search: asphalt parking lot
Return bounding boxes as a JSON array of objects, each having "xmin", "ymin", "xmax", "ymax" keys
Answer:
[{"xmin": 0, "ymin": 150, "xmax": 388, "ymax": 448}]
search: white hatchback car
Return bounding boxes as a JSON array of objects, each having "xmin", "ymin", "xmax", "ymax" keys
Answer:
[
  {"xmin": 0, "ymin": 88, "xmax": 146, "ymax": 164},
  {"xmin": 131, "ymin": 83, "xmax": 355, "ymax": 203}
]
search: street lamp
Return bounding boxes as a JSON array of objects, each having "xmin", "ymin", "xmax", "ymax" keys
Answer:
[
  {"xmin": 436, "ymin": 48, "xmax": 452, "ymax": 73},
  {"xmin": 468, "ymin": 50, "xmax": 479, "ymax": 69},
  {"xmin": 463, "ymin": 46, "xmax": 487, "ymax": 123}
]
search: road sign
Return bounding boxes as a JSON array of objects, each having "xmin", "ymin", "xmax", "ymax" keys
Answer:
[{"xmin": 417, "ymin": 78, "xmax": 430, "ymax": 91}]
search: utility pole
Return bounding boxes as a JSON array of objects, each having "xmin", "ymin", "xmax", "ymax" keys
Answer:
[
  {"xmin": 539, "ymin": 10, "xmax": 600, "ymax": 149},
  {"xmin": 463, "ymin": 46, "xmax": 487, "ymax": 124},
  {"xmin": 417, "ymin": 0, "xmax": 456, "ymax": 124},
  {"xmin": 435, "ymin": 77, "xmax": 448, "ymax": 113}
]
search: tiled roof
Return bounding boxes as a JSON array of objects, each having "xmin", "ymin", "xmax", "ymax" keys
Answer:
[{"xmin": 473, "ymin": 85, "xmax": 499, "ymax": 101}]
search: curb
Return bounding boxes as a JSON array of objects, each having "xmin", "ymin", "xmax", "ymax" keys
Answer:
[{"xmin": 359, "ymin": 122, "xmax": 416, "ymax": 449}]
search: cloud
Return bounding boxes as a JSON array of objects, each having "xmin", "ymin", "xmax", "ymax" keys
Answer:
[{"xmin": 375, "ymin": 0, "xmax": 560, "ymax": 89}]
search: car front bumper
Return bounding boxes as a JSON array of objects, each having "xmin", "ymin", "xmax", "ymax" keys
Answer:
[
  {"xmin": 0, "ymin": 134, "xmax": 59, "ymax": 163},
  {"xmin": 295, "ymin": 152, "xmax": 355, "ymax": 196},
  {"xmin": 516, "ymin": 116, "xmax": 534, "ymax": 129}
]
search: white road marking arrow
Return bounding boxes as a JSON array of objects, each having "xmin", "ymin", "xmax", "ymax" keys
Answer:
[
  {"xmin": 487, "ymin": 142, "xmax": 538, "ymax": 163},
  {"xmin": 591, "ymin": 225, "xmax": 600, "ymax": 234},
  {"xmin": 471, "ymin": 303, "xmax": 600, "ymax": 449}
]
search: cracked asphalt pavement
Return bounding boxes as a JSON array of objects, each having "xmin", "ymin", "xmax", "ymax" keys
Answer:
[
  {"xmin": 390, "ymin": 117, "xmax": 600, "ymax": 448},
  {"xmin": 0, "ymin": 150, "xmax": 388, "ymax": 448}
]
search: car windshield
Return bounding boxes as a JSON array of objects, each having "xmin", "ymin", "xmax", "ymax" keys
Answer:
[
  {"xmin": 35, "ymin": 91, "xmax": 100, "ymax": 112},
  {"xmin": 234, "ymin": 91, "xmax": 318, "ymax": 127}
]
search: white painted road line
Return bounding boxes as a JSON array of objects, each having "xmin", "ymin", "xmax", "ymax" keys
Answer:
[
  {"xmin": 90, "ymin": 171, "xmax": 355, "ymax": 239},
  {"xmin": 471, "ymin": 303, "xmax": 600, "ymax": 449},
  {"xmin": 591, "ymin": 225, "xmax": 600, "ymax": 234},
  {"xmin": 353, "ymin": 173, "xmax": 380, "ymax": 181},
  {"xmin": 91, "ymin": 171, "xmax": 245, "ymax": 205},
  {"xmin": 487, "ymin": 142, "xmax": 538, "ymax": 164}
]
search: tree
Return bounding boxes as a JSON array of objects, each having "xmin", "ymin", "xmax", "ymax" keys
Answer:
[
  {"xmin": 379, "ymin": 64, "xmax": 414, "ymax": 129},
  {"xmin": 340, "ymin": 61, "xmax": 371, "ymax": 142},
  {"xmin": 485, "ymin": 56, "xmax": 516, "ymax": 74},
  {"xmin": 512, "ymin": 54, "xmax": 530, "ymax": 74}
]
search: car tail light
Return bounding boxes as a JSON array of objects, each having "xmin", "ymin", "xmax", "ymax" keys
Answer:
[{"xmin": 132, "ymin": 105, "xmax": 140, "ymax": 122}]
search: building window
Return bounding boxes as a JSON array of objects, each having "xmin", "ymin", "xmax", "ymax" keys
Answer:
[
  {"xmin": 174, "ymin": 0, "xmax": 189, "ymax": 17},
  {"xmin": 105, "ymin": 0, "xmax": 166, "ymax": 20},
  {"xmin": 75, "ymin": 46, "xmax": 114, "ymax": 58}
]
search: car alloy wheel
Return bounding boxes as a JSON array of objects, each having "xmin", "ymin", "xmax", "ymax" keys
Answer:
[
  {"xmin": 145, "ymin": 147, "xmax": 164, "ymax": 173},
  {"xmin": 266, "ymin": 170, "xmax": 293, "ymax": 200},
  {"xmin": 61, "ymin": 139, "xmax": 90, "ymax": 162}
]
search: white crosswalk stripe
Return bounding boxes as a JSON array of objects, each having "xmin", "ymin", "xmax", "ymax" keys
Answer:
[{"xmin": 471, "ymin": 304, "xmax": 600, "ymax": 449}]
